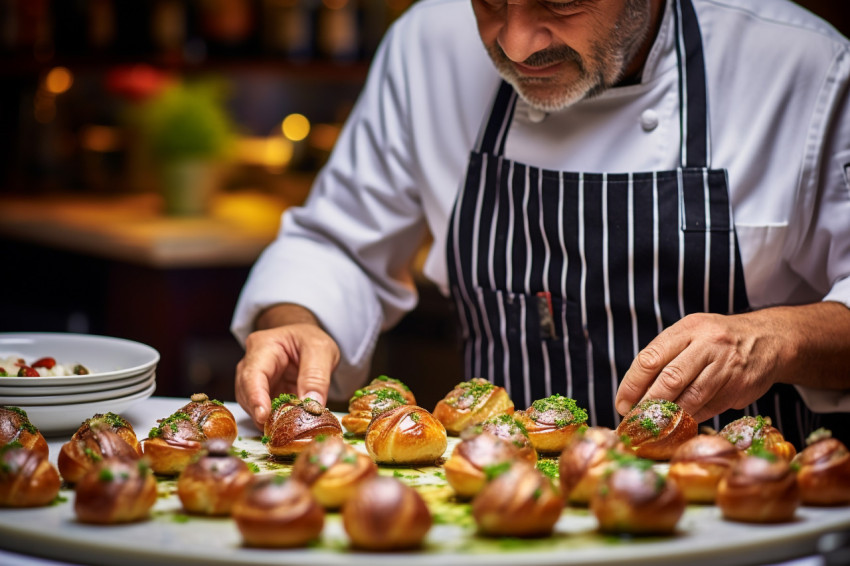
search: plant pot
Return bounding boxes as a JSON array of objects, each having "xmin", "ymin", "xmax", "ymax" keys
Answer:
[{"xmin": 160, "ymin": 159, "xmax": 223, "ymax": 216}]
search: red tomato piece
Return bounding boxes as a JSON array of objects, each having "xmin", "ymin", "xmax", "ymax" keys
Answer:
[{"xmin": 31, "ymin": 357, "xmax": 56, "ymax": 369}]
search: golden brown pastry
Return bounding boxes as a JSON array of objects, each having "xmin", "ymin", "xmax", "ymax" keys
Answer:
[
  {"xmin": 433, "ymin": 378, "xmax": 514, "ymax": 435},
  {"xmin": 513, "ymin": 394, "xmax": 588, "ymax": 454},
  {"xmin": 717, "ymin": 451, "xmax": 800, "ymax": 523},
  {"xmin": 365, "ymin": 404, "xmax": 447, "ymax": 465},
  {"xmin": 143, "ymin": 393, "xmax": 238, "ymax": 475},
  {"xmin": 178, "ymin": 393, "xmax": 239, "ymax": 444},
  {"xmin": 616, "ymin": 399, "xmax": 697, "ymax": 460},
  {"xmin": 472, "ymin": 461, "xmax": 563, "ymax": 537},
  {"xmin": 264, "ymin": 394, "xmax": 343, "ymax": 458},
  {"xmin": 58, "ymin": 413, "xmax": 143, "ymax": 484},
  {"xmin": 232, "ymin": 475, "xmax": 325, "ymax": 548},
  {"xmin": 591, "ymin": 454, "xmax": 686, "ymax": 535},
  {"xmin": 0, "ymin": 406, "xmax": 49, "ymax": 459},
  {"xmin": 0, "ymin": 444, "xmax": 61, "ymax": 507},
  {"xmin": 74, "ymin": 458, "xmax": 158, "ymax": 524},
  {"xmin": 718, "ymin": 415, "xmax": 797, "ymax": 462},
  {"xmin": 558, "ymin": 426, "xmax": 628, "ymax": 505},
  {"xmin": 792, "ymin": 428, "xmax": 850, "ymax": 506},
  {"xmin": 342, "ymin": 476, "xmax": 432, "ymax": 550},
  {"xmin": 341, "ymin": 376, "xmax": 416, "ymax": 435},
  {"xmin": 667, "ymin": 434, "xmax": 740, "ymax": 503},
  {"xmin": 290, "ymin": 435, "xmax": 378, "ymax": 509},
  {"xmin": 176, "ymin": 438, "xmax": 254, "ymax": 516},
  {"xmin": 444, "ymin": 429, "xmax": 529, "ymax": 499}
]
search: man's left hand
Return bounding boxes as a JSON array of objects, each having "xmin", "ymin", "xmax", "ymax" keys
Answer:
[{"xmin": 615, "ymin": 302, "xmax": 850, "ymax": 423}]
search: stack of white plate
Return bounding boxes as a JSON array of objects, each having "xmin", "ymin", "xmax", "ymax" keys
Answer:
[{"xmin": 0, "ymin": 333, "xmax": 159, "ymax": 436}]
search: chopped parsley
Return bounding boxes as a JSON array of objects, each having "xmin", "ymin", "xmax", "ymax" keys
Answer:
[
  {"xmin": 147, "ymin": 412, "xmax": 191, "ymax": 438},
  {"xmin": 536, "ymin": 459, "xmax": 559, "ymax": 480},
  {"xmin": 483, "ymin": 461, "xmax": 512, "ymax": 481},
  {"xmin": 445, "ymin": 379, "xmax": 494, "ymax": 408},
  {"xmin": 530, "ymin": 394, "xmax": 588, "ymax": 427},
  {"xmin": 372, "ymin": 375, "xmax": 411, "ymax": 391},
  {"xmin": 271, "ymin": 394, "xmax": 299, "ymax": 412}
]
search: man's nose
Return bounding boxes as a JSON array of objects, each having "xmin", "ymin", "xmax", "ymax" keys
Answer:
[{"xmin": 497, "ymin": 4, "xmax": 552, "ymax": 62}]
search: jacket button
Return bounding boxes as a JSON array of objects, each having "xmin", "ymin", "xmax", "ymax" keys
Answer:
[{"xmin": 640, "ymin": 109, "xmax": 659, "ymax": 131}]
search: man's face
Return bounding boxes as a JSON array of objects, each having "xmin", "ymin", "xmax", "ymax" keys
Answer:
[{"xmin": 472, "ymin": 0, "xmax": 654, "ymax": 112}]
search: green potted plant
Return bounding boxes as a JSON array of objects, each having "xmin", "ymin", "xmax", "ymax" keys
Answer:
[{"xmin": 138, "ymin": 79, "xmax": 236, "ymax": 215}]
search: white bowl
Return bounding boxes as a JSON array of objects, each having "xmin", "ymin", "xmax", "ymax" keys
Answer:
[
  {"xmin": 18, "ymin": 381, "xmax": 157, "ymax": 437},
  {"xmin": 0, "ymin": 333, "xmax": 159, "ymax": 386},
  {"xmin": 0, "ymin": 371, "xmax": 155, "ymax": 406}
]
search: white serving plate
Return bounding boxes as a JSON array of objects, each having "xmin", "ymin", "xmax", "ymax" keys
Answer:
[
  {"xmin": 21, "ymin": 381, "xmax": 156, "ymax": 436},
  {"xmin": 0, "ymin": 366, "xmax": 155, "ymax": 396},
  {"xmin": 0, "ymin": 333, "xmax": 159, "ymax": 386},
  {"xmin": 0, "ymin": 371, "xmax": 155, "ymax": 407}
]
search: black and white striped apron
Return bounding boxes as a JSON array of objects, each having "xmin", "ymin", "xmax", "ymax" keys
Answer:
[{"xmin": 446, "ymin": 0, "xmax": 814, "ymax": 447}]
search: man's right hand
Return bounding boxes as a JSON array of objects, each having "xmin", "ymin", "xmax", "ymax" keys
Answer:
[{"xmin": 234, "ymin": 304, "xmax": 340, "ymax": 430}]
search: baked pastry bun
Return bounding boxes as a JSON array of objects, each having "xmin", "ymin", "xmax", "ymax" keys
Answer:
[
  {"xmin": 74, "ymin": 458, "xmax": 157, "ymax": 524},
  {"xmin": 590, "ymin": 454, "xmax": 685, "ymax": 535},
  {"xmin": 58, "ymin": 413, "xmax": 143, "ymax": 484},
  {"xmin": 341, "ymin": 376, "xmax": 416, "ymax": 435},
  {"xmin": 176, "ymin": 438, "xmax": 254, "ymax": 516},
  {"xmin": 0, "ymin": 444, "xmax": 61, "ymax": 507},
  {"xmin": 716, "ymin": 451, "xmax": 799, "ymax": 523},
  {"xmin": 291, "ymin": 435, "xmax": 378, "ymax": 509},
  {"xmin": 178, "ymin": 393, "xmax": 238, "ymax": 444},
  {"xmin": 143, "ymin": 394, "xmax": 238, "ymax": 475},
  {"xmin": 718, "ymin": 416, "xmax": 796, "ymax": 462},
  {"xmin": 513, "ymin": 394, "xmax": 588, "ymax": 454},
  {"xmin": 0, "ymin": 406, "xmax": 49, "ymax": 459},
  {"xmin": 616, "ymin": 399, "xmax": 697, "ymax": 460},
  {"xmin": 472, "ymin": 461, "xmax": 563, "ymax": 537},
  {"xmin": 342, "ymin": 476, "xmax": 432, "ymax": 550},
  {"xmin": 232, "ymin": 475, "xmax": 325, "ymax": 548},
  {"xmin": 667, "ymin": 434, "xmax": 740, "ymax": 503},
  {"xmin": 264, "ymin": 394, "xmax": 343, "ymax": 458},
  {"xmin": 365, "ymin": 404, "xmax": 447, "ymax": 465},
  {"xmin": 792, "ymin": 428, "xmax": 850, "ymax": 506},
  {"xmin": 558, "ymin": 426, "xmax": 628, "ymax": 505},
  {"xmin": 433, "ymin": 378, "xmax": 514, "ymax": 435},
  {"xmin": 444, "ymin": 429, "xmax": 528, "ymax": 499}
]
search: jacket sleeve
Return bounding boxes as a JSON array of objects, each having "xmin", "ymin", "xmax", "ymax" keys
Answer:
[{"xmin": 231, "ymin": 18, "xmax": 430, "ymax": 402}]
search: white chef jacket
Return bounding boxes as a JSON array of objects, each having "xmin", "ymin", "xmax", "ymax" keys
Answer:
[{"xmin": 232, "ymin": 0, "xmax": 850, "ymax": 408}]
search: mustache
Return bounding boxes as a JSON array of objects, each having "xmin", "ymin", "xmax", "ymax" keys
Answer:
[{"xmin": 495, "ymin": 44, "xmax": 584, "ymax": 72}]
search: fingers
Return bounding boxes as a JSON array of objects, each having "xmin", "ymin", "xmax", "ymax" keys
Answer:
[
  {"xmin": 295, "ymin": 330, "xmax": 340, "ymax": 407},
  {"xmin": 234, "ymin": 325, "xmax": 340, "ymax": 431},
  {"xmin": 235, "ymin": 331, "xmax": 290, "ymax": 429},
  {"xmin": 615, "ymin": 328, "xmax": 691, "ymax": 415}
]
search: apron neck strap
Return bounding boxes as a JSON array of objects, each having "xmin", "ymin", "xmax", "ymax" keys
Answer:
[
  {"xmin": 674, "ymin": 0, "xmax": 711, "ymax": 168},
  {"xmin": 475, "ymin": 81, "xmax": 518, "ymax": 155},
  {"xmin": 475, "ymin": 0, "xmax": 712, "ymax": 168}
]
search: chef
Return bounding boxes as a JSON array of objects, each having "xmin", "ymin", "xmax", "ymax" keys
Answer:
[{"xmin": 231, "ymin": 0, "xmax": 850, "ymax": 447}]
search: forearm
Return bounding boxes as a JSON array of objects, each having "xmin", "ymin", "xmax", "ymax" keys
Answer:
[{"xmin": 767, "ymin": 300, "xmax": 850, "ymax": 390}]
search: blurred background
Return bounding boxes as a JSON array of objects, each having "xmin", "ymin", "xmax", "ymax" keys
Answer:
[{"xmin": 0, "ymin": 0, "xmax": 847, "ymax": 410}]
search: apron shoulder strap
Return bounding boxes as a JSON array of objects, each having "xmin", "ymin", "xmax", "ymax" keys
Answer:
[
  {"xmin": 475, "ymin": 80, "xmax": 519, "ymax": 156},
  {"xmin": 675, "ymin": 0, "xmax": 711, "ymax": 168}
]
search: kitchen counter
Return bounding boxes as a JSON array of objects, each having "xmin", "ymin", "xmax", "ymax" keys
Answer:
[
  {"xmin": 0, "ymin": 192, "xmax": 287, "ymax": 269},
  {"xmin": 0, "ymin": 397, "xmax": 848, "ymax": 566}
]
